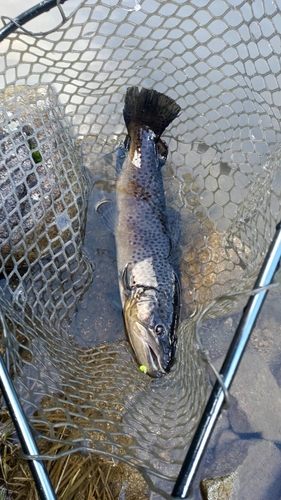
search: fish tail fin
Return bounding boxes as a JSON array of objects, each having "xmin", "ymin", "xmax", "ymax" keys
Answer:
[{"xmin": 123, "ymin": 87, "xmax": 181, "ymax": 138}]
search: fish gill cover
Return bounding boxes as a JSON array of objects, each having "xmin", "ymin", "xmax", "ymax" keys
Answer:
[{"xmin": 0, "ymin": 0, "xmax": 281, "ymax": 497}]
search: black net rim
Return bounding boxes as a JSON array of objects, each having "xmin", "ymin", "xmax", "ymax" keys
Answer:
[{"xmin": 0, "ymin": 0, "xmax": 69, "ymax": 42}]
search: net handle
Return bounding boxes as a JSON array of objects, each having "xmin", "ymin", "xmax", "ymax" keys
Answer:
[
  {"xmin": 0, "ymin": 0, "xmax": 69, "ymax": 42},
  {"xmin": 0, "ymin": 349, "xmax": 57, "ymax": 500}
]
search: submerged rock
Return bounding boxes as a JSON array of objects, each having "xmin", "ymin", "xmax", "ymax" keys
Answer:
[
  {"xmin": 235, "ymin": 440, "xmax": 281, "ymax": 500},
  {"xmin": 231, "ymin": 348, "xmax": 281, "ymax": 442},
  {"xmin": 200, "ymin": 436, "xmax": 281, "ymax": 499},
  {"xmin": 200, "ymin": 473, "xmax": 237, "ymax": 500}
]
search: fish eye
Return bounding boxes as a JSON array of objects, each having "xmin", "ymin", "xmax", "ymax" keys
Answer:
[{"xmin": 155, "ymin": 324, "xmax": 165, "ymax": 335}]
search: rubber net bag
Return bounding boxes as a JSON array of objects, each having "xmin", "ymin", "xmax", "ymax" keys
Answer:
[{"xmin": 0, "ymin": 1, "xmax": 281, "ymax": 497}]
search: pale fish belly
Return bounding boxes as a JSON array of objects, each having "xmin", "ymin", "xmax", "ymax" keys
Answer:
[{"xmin": 129, "ymin": 257, "xmax": 159, "ymax": 288}]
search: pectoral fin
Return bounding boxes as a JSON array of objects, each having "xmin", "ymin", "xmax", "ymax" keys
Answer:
[
  {"xmin": 96, "ymin": 199, "xmax": 116, "ymax": 233},
  {"xmin": 120, "ymin": 264, "xmax": 132, "ymax": 303}
]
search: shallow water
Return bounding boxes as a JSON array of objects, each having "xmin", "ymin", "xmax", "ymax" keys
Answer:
[
  {"xmin": 1, "ymin": 1, "xmax": 281, "ymax": 498},
  {"xmin": 66, "ymin": 137, "xmax": 281, "ymax": 499},
  {"xmin": 191, "ymin": 286, "xmax": 281, "ymax": 500},
  {"xmin": 1, "ymin": 111, "xmax": 280, "ymax": 500}
]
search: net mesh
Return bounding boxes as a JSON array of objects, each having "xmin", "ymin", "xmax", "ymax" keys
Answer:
[{"xmin": 1, "ymin": 0, "xmax": 281, "ymax": 497}]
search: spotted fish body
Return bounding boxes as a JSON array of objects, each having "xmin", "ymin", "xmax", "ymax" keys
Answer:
[{"xmin": 98, "ymin": 87, "xmax": 181, "ymax": 377}]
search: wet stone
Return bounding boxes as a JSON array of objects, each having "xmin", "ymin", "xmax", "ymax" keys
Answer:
[
  {"xmin": 216, "ymin": 429, "xmax": 237, "ymax": 453},
  {"xmin": 228, "ymin": 395, "xmax": 253, "ymax": 435},
  {"xmin": 200, "ymin": 473, "xmax": 237, "ymax": 500},
  {"xmin": 231, "ymin": 348, "xmax": 281, "ymax": 442},
  {"xmin": 235, "ymin": 440, "xmax": 281, "ymax": 500},
  {"xmin": 204, "ymin": 435, "xmax": 250, "ymax": 480}
]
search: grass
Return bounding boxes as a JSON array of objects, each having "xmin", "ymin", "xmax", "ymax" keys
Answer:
[{"xmin": 0, "ymin": 407, "xmax": 148, "ymax": 500}]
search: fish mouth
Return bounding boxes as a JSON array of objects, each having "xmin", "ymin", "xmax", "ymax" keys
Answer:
[{"xmin": 128, "ymin": 321, "xmax": 172, "ymax": 378}]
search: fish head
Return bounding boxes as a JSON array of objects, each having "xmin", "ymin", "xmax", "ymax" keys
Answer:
[{"xmin": 123, "ymin": 287, "xmax": 179, "ymax": 378}]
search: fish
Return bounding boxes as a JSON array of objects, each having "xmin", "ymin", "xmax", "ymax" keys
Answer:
[{"xmin": 97, "ymin": 87, "xmax": 181, "ymax": 377}]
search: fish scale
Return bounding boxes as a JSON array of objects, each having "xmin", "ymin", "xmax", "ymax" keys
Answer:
[
  {"xmin": 116, "ymin": 128, "xmax": 172, "ymax": 277},
  {"xmin": 97, "ymin": 87, "xmax": 181, "ymax": 377},
  {"xmin": 114, "ymin": 87, "xmax": 181, "ymax": 377}
]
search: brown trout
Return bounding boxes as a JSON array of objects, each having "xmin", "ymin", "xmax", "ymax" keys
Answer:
[{"xmin": 97, "ymin": 87, "xmax": 181, "ymax": 377}]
